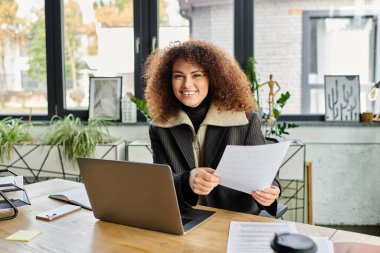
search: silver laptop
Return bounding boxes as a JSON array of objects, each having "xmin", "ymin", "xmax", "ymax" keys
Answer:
[{"xmin": 77, "ymin": 157, "xmax": 215, "ymax": 235}]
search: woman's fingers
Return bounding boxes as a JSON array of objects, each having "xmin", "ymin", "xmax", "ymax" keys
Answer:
[
  {"xmin": 263, "ymin": 186, "xmax": 280, "ymax": 195},
  {"xmin": 194, "ymin": 178, "xmax": 218, "ymax": 189},
  {"xmin": 193, "ymin": 185, "xmax": 212, "ymax": 195},
  {"xmin": 251, "ymin": 192, "xmax": 274, "ymax": 206},
  {"xmin": 191, "ymin": 167, "xmax": 220, "ymax": 195},
  {"xmin": 251, "ymin": 186, "xmax": 280, "ymax": 206},
  {"xmin": 199, "ymin": 168, "xmax": 220, "ymax": 183}
]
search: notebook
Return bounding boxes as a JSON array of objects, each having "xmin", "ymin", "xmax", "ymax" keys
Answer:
[
  {"xmin": 48, "ymin": 185, "xmax": 92, "ymax": 210},
  {"xmin": 77, "ymin": 157, "xmax": 215, "ymax": 235}
]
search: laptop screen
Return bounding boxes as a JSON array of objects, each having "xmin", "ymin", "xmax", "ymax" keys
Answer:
[{"xmin": 77, "ymin": 157, "xmax": 215, "ymax": 235}]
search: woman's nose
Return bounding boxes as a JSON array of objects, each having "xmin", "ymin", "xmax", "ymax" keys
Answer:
[{"xmin": 184, "ymin": 75, "xmax": 194, "ymax": 86}]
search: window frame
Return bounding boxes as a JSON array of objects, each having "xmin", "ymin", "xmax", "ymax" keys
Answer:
[
  {"xmin": 4, "ymin": 1, "xmax": 377, "ymax": 122},
  {"xmin": 301, "ymin": 10, "xmax": 380, "ymax": 116},
  {"xmin": 234, "ymin": 0, "xmax": 253, "ymax": 71},
  {"xmin": 0, "ymin": 0, "xmax": 157, "ymax": 121},
  {"xmin": 1, "ymin": 0, "xmax": 244, "ymax": 121}
]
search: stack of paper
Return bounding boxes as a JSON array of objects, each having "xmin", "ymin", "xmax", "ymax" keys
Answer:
[
  {"xmin": 227, "ymin": 222, "xmax": 334, "ymax": 253},
  {"xmin": 227, "ymin": 221, "xmax": 297, "ymax": 253},
  {"xmin": 0, "ymin": 175, "xmax": 25, "ymax": 202}
]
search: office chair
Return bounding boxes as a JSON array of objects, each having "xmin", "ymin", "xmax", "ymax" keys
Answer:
[
  {"xmin": 258, "ymin": 203, "xmax": 288, "ymax": 219},
  {"xmin": 258, "ymin": 137, "xmax": 288, "ymax": 219}
]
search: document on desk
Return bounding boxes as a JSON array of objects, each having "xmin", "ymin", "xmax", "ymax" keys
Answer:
[
  {"xmin": 311, "ymin": 236, "xmax": 334, "ymax": 253},
  {"xmin": 214, "ymin": 141, "xmax": 291, "ymax": 193},
  {"xmin": 49, "ymin": 185, "xmax": 92, "ymax": 210},
  {"xmin": 227, "ymin": 221, "xmax": 297, "ymax": 253}
]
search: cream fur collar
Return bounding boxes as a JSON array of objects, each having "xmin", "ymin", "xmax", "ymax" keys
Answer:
[{"xmin": 150, "ymin": 103, "xmax": 248, "ymax": 128}]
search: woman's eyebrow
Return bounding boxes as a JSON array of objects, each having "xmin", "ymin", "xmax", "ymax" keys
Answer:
[{"xmin": 172, "ymin": 70, "xmax": 205, "ymax": 74}]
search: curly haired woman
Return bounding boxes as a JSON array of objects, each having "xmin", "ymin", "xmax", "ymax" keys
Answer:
[{"xmin": 144, "ymin": 40, "xmax": 280, "ymax": 215}]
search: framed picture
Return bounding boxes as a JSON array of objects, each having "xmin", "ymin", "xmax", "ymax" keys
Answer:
[
  {"xmin": 89, "ymin": 77, "xmax": 122, "ymax": 121},
  {"xmin": 324, "ymin": 75, "xmax": 360, "ymax": 122}
]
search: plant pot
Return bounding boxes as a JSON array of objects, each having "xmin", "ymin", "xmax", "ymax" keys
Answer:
[{"xmin": 0, "ymin": 140, "xmax": 126, "ymax": 183}]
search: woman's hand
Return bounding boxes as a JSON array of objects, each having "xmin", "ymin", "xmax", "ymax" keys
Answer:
[
  {"xmin": 189, "ymin": 167, "xmax": 220, "ymax": 195},
  {"xmin": 251, "ymin": 186, "xmax": 280, "ymax": 206}
]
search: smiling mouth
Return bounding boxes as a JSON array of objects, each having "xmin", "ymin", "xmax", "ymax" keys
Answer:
[{"xmin": 180, "ymin": 91, "xmax": 198, "ymax": 96}]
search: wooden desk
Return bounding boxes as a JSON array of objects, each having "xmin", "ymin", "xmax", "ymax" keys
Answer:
[
  {"xmin": 331, "ymin": 230, "xmax": 380, "ymax": 246},
  {"xmin": 0, "ymin": 179, "xmax": 379, "ymax": 253}
]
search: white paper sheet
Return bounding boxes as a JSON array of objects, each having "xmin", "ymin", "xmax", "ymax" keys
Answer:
[
  {"xmin": 0, "ymin": 176, "xmax": 15, "ymax": 190},
  {"xmin": 311, "ymin": 236, "xmax": 334, "ymax": 253},
  {"xmin": 214, "ymin": 141, "xmax": 291, "ymax": 193},
  {"xmin": 227, "ymin": 221, "xmax": 298, "ymax": 253},
  {"xmin": 0, "ymin": 175, "xmax": 24, "ymax": 200}
]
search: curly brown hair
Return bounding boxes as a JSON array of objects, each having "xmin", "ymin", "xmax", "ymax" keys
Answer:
[{"xmin": 144, "ymin": 40, "xmax": 257, "ymax": 123}]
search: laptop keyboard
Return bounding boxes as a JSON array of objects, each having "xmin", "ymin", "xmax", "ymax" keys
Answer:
[{"xmin": 181, "ymin": 217, "xmax": 192, "ymax": 225}]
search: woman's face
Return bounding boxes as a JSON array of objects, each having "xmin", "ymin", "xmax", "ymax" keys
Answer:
[{"xmin": 172, "ymin": 58, "xmax": 209, "ymax": 108}]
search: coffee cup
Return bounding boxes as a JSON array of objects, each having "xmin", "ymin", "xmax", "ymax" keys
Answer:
[{"xmin": 271, "ymin": 232, "xmax": 317, "ymax": 253}]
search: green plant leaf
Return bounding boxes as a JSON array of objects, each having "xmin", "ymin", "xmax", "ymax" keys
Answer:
[
  {"xmin": 273, "ymin": 108, "xmax": 280, "ymax": 120},
  {"xmin": 276, "ymin": 92, "xmax": 291, "ymax": 108},
  {"xmin": 278, "ymin": 122, "xmax": 286, "ymax": 133},
  {"xmin": 0, "ymin": 117, "xmax": 32, "ymax": 162},
  {"xmin": 40, "ymin": 114, "xmax": 116, "ymax": 165},
  {"xmin": 246, "ymin": 57, "xmax": 260, "ymax": 107},
  {"xmin": 129, "ymin": 95, "xmax": 151, "ymax": 121},
  {"xmin": 247, "ymin": 57, "xmax": 255, "ymax": 86},
  {"xmin": 287, "ymin": 123, "xmax": 299, "ymax": 128},
  {"xmin": 246, "ymin": 57, "xmax": 299, "ymax": 139}
]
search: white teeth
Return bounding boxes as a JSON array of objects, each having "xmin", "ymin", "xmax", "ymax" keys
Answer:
[{"xmin": 182, "ymin": 91, "xmax": 196, "ymax": 95}]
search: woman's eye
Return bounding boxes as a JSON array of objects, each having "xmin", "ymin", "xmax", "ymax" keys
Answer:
[
  {"xmin": 193, "ymin": 73, "xmax": 203, "ymax": 79},
  {"xmin": 174, "ymin": 75, "xmax": 184, "ymax": 79}
]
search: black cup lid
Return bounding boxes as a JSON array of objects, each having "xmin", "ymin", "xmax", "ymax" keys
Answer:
[{"xmin": 271, "ymin": 233, "xmax": 317, "ymax": 253}]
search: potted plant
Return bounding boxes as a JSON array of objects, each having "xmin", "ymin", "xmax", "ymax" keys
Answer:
[
  {"xmin": 247, "ymin": 57, "xmax": 261, "ymax": 108},
  {"xmin": 0, "ymin": 117, "xmax": 32, "ymax": 162},
  {"xmin": 1, "ymin": 115, "xmax": 125, "ymax": 182},
  {"xmin": 128, "ymin": 93, "xmax": 151, "ymax": 122},
  {"xmin": 262, "ymin": 92, "xmax": 298, "ymax": 138},
  {"xmin": 246, "ymin": 57, "xmax": 298, "ymax": 138},
  {"xmin": 40, "ymin": 114, "xmax": 116, "ymax": 165}
]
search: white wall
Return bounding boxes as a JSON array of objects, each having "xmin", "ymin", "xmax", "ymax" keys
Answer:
[{"xmin": 286, "ymin": 125, "xmax": 380, "ymax": 225}]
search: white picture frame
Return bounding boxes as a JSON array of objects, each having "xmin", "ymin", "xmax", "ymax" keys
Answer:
[
  {"xmin": 89, "ymin": 77, "xmax": 122, "ymax": 121},
  {"xmin": 324, "ymin": 75, "xmax": 360, "ymax": 122}
]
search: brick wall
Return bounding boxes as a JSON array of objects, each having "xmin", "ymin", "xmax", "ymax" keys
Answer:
[
  {"xmin": 191, "ymin": 1, "xmax": 234, "ymax": 56},
  {"xmin": 254, "ymin": 0, "xmax": 377, "ymax": 113},
  {"xmin": 190, "ymin": 0, "xmax": 377, "ymax": 113}
]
